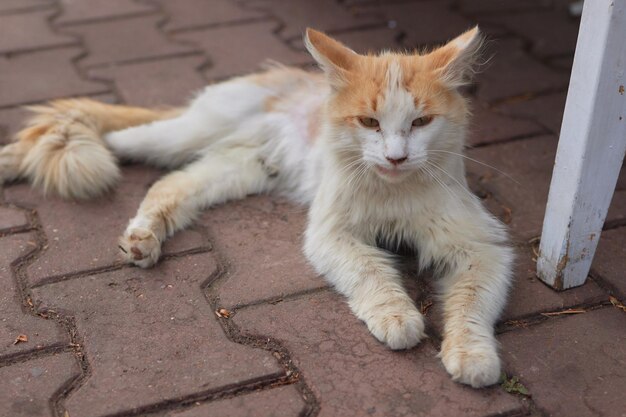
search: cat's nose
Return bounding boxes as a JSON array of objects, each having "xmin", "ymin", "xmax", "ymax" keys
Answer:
[{"xmin": 386, "ymin": 156, "xmax": 407, "ymax": 166}]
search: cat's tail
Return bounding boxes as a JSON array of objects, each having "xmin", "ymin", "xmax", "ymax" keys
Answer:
[{"xmin": 0, "ymin": 98, "xmax": 176, "ymax": 199}]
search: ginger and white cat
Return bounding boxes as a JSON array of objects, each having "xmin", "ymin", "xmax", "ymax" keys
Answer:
[{"xmin": 0, "ymin": 27, "xmax": 513, "ymax": 388}]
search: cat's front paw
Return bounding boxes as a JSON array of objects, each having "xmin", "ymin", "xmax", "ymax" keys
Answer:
[
  {"xmin": 119, "ymin": 227, "xmax": 161, "ymax": 268},
  {"xmin": 440, "ymin": 337, "xmax": 501, "ymax": 388},
  {"xmin": 364, "ymin": 305, "xmax": 426, "ymax": 350}
]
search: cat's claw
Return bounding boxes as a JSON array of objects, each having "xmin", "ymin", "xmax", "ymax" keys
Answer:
[
  {"xmin": 119, "ymin": 227, "xmax": 161, "ymax": 268},
  {"xmin": 365, "ymin": 306, "xmax": 426, "ymax": 350},
  {"xmin": 439, "ymin": 338, "xmax": 501, "ymax": 388}
]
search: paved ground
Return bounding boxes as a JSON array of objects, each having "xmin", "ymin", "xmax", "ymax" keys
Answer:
[{"xmin": 1, "ymin": 0, "xmax": 625, "ymax": 416}]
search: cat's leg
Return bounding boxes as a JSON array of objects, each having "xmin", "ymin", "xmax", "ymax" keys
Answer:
[
  {"xmin": 421, "ymin": 201, "xmax": 513, "ymax": 388},
  {"xmin": 119, "ymin": 146, "xmax": 270, "ymax": 267},
  {"xmin": 304, "ymin": 216, "xmax": 426, "ymax": 350},
  {"xmin": 105, "ymin": 79, "xmax": 273, "ymax": 169},
  {"xmin": 104, "ymin": 112, "xmax": 209, "ymax": 169}
]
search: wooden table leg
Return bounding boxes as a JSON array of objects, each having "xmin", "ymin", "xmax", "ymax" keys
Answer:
[{"xmin": 537, "ymin": 0, "xmax": 626, "ymax": 290}]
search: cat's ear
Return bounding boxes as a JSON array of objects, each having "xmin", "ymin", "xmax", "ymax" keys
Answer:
[
  {"xmin": 426, "ymin": 26, "xmax": 484, "ymax": 88},
  {"xmin": 304, "ymin": 28, "xmax": 359, "ymax": 88}
]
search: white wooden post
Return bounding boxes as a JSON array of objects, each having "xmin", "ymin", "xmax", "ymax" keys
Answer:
[{"xmin": 537, "ymin": 0, "xmax": 626, "ymax": 290}]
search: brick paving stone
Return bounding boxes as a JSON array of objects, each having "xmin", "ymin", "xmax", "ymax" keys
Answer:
[
  {"xmin": 169, "ymin": 385, "xmax": 307, "ymax": 417},
  {"xmin": 0, "ymin": 353, "xmax": 79, "ymax": 417},
  {"xmin": 501, "ymin": 244, "xmax": 607, "ymax": 321},
  {"xmin": 467, "ymin": 102, "xmax": 545, "ymax": 146},
  {"xmin": 500, "ymin": 308, "xmax": 626, "ymax": 417},
  {"xmin": 32, "ymin": 255, "xmax": 282, "ymax": 417},
  {"xmin": 201, "ymin": 196, "xmax": 326, "ymax": 308},
  {"xmin": 63, "ymin": 15, "xmax": 197, "ymax": 68},
  {"xmin": 174, "ymin": 21, "xmax": 312, "ymax": 81},
  {"xmin": 155, "ymin": 0, "xmax": 268, "ymax": 33},
  {"xmin": 480, "ymin": 9, "xmax": 580, "ymax": 58},
  {"xmin": 234, "ymin": 291, "xmax": 526, "ymax": 417},
  {"xmin": 0, "ymin": 106, "xmax": 29, "ymax": 145},
  {"xmin": 245, "ymin": 0, "xmax": 382, "ymax": 41},
  {"xmin": 56, "ymin": 0, "xmax": 156, "ymax": 25},
  {"xmin": 4, "ymin": 165, "xmax": 208, "ymax": 285},
  {"xmin": 475, "ymin": 38, "xmax": 568, "ymax": 104},
  {"xmin": 466, "ymin": 135, "xmax": 557, "ymax": 240},
  {"xmin": 0, "ymin": 233, "xmax": 68, "ymax": 356},
  {"xmin": 455, "ymin": 0, "xmax": 547, "ymax": 14},
  {"xmin": 290, "ymin": 26, "xmax": 401, "ymax": 55},
  {"xmin": 592, "ymin": 228, "xmax": 626, "ymax": 299},
  {"xmin": 0, "ymin": 10, "xmax": 76, "ymax": 54},
  {"xmin": 0, "ymin": 0, "xmax": 52, "ymax": 14},
  {"xmin": 494, "ymin": 92, "xmax": 567, "ymax": 135},
  {"xmin": 607, "ymin": 189, "xmax": 626, "ymax": 226},
  {"xmin": 0, "ymin": 48, "xmax": 109, "ymax": 107},
  {"xmin": 366, "ymin": 1, "xmax": 474, "ymax": 48},
  {"xmin": 88, "ymin": 56, "xmax": 207, "ymax": 107},
  {"xmin": 0, "ymin": 205, "xmax": 27, "ymax": 230},
  {"xmin": 467, "ymin": 136, "xmax": 626, "ymax": 241}
]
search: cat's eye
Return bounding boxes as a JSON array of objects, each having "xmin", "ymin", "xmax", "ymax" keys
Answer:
[
  {"xmin": 358, "ymin": 117, "xmax": 380, "ymax": 129},
  {"xmin": 412, "ymin": 116, "xmax": 434, "ymax": 128}
]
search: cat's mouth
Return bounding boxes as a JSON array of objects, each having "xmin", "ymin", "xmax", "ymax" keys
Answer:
[{"xmin": 375, "ymin": 165, "xmax": 408, "ymax": 180}]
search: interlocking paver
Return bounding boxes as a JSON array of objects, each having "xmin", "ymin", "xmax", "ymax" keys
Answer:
[
  {"xmin": 467, "ymin": 135, "xmax": 557, "ymax": 240},
  {"xmin": 63, "ymin": 15, "xmax": 197, "ymax": 68},
  {"xmin": 467, "ymin": 136, "xmax": 625, "ymax": 241},
  {"xmin": 174, "ymin": 21, "xmax": 311, "ymax": 81},
  {"xmin": 475, "ymin": 38, "xmax": 568, "ymax": 103},
  {"xmin": 493, "ymin": 92, "xmax": 567, "ymax": 134},
  {"xmin": 169, "ymin": 385, "xmax": 307, "ymax": 417},
  {"xmin": 32, "ymin": 255, "xmax": 282, "ymax": 417},
  {"xmin": 0, "ymin": 233, "xmax": 68, "ymax": 356},
  {"xmin": 501, "ymin": 244, "xmax": 606, "ymax": 321},
  {"xmin": 5, "ymin": 166, "xmax": 208, "ymax": 285},
  {"xmin": 234, "ymin": 291, "xmax": 526, "ymax": 417},
  {"xmin": 56, "ymin": 0, "xmax": 156, "ymax": 25},
  {"xmin": 0, "ymin": 48, "xmax": 109, "ymax": 107},
  {"xmin": 0, "ymin": 206, "xmax": 27, "ymax": 230},
  {"xmin": 201, "ymin": 196, "xmax": 325, "ymax": 308},
  {"xmin": 0, "ymin": 9, "xmax": 76, "ymax": 54},
  {"xmin": 366, "ymin": 1, "xmax": 473, "ymax": 47},
  {"xmin": 592, "ymin": 228, "xmax": 626, "ymax": 299},
  {"xmin": 290, "ymin": 26, "xmax": 401, "ymax": 54},
  {"xmin": 479, "ymin": 8, "xmax": 580, "ymax": 58},
  {"xmin": 467, "ymin": 102, "xmax": 544, "ymax": 146},
  {"xmin": 244, "ymin": 0, "xmax": 382, "ymax": 41},
  {"xmin": 88, "ymin": 56, "xmax": 207, "ymax": 106},
  {"xmin": 155, "ymin": 0, "xmax": 268, "ymax": 33},
  {"xmin": 0, "ymin": 106, "xmax": 29, "ymax": 145},
  {"xmin": 0, "ymin": 353, "xmax": 79, "ymax": 417},
  {"xmin": 500, "ymin": 308, "xmax": 626, "ymax": 417},
  {"xmin": 455, "ymin": 0, "xmax": 547, "ymax": 14},
  {"xmin": 0, "ymin": 0, "xmax": 52, "ymax": 14}
]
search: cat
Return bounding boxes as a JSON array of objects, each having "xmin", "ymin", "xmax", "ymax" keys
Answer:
[{"xmin": 0, "ymin": 27, "xmax": 513, "ymax": 388}]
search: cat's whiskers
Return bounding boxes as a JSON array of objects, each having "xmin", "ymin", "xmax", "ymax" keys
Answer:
[
  {"xmin": 424, "ymin": 160, "xmax": 477, "ymax": 201},
  {"xmin": 427, "ymin": 149, "xmax": 519, "ymax": 185}
]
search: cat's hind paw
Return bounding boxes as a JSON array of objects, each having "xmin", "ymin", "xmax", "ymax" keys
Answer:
[
  {"xmin": 440, "ymin": 339, "xmax": 501, "ymax": 388},
  {"xmin": 119, "ymin": 227, "xmax": 161, "ymax": 268},
  {"xmin": 365, "ymin": 306, "xmax": 426, "ymax": 350}
]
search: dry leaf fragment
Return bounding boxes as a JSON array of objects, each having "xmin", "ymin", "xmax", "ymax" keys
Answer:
[
  {"xmin": 420, "ymin": 300, "xmax": 433, "ymax": 315},
  {"xmin": 540, "ymin": 308, "xmax": 586, "ymax": 317},
  {"xmin": 609, "ymin": 296, "xmax": 626, "ymax": 312},
  {"xmin": 13, "ymin": 334, "xmax": 28, "ymax": 345},
  {"xmin": 215, "ymin": 308, "xmax": 231, "ymax": 319}
]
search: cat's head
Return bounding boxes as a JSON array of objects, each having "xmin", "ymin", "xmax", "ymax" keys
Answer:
[{"xmin": 304, "ymin": 27, "xmax": 483, "ymax": 183}]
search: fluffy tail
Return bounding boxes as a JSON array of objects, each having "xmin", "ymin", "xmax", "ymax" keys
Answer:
[{"xmin": 0, "ymin": 98, "xmax": 176, "ymax": 199}]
